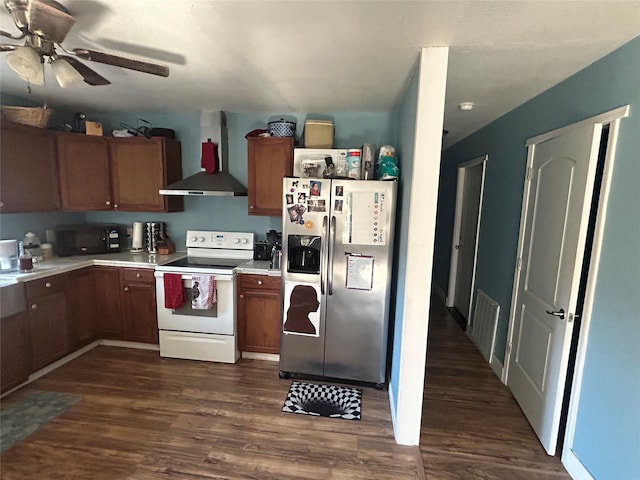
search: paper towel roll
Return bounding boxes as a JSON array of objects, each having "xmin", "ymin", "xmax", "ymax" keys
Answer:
[{"xmin": 131, "ymin": 222, "xmax": 144, "ymax": 252}]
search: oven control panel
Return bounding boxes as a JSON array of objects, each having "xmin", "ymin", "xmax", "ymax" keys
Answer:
[{"xmin": 186, "ymin": 230, "xmax": 254, "ymax": 250}]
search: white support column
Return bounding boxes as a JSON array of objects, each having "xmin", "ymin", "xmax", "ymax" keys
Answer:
[{"xmin": 394, "ymin": 46, "xmax": 449, "ymax": 445}]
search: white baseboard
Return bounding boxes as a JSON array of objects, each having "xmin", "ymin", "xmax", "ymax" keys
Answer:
[
  {"xmin": 562, "ymin": 447, "xmax": 595, "ymax": 480},
  {"xmin": 242, "ymin": 351, "xmax": 279, "ymax": 362},
  {"xmin": 490, "ymin": 352, "xmax": 504, "ymax": 384}
]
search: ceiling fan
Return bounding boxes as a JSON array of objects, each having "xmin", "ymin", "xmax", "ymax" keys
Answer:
[{"xmin": 0, "ymin": 0, "xmax": 169, "ymax": 87}]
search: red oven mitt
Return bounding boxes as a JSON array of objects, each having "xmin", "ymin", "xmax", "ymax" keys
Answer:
[
  {"xmin": 164, "ymin": 273, "xmax": 185, "ymax": 309},
  {"xmin": 201, "ymin": 139, "xmax": 218, "ymax": 174}
]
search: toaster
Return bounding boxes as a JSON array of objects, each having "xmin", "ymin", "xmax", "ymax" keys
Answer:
[{"xmin": 253, "ymin": 242, "xmax": 270, "ymax": 261}]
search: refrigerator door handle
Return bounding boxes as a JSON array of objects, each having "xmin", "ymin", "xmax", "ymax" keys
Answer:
[
  {"xmin": 328, "ymin": 215, "xmax": 336, "ymax": 295},
  {"xmin": 321, "ymin": 215, "xmax": 328, "ymax": 295}
]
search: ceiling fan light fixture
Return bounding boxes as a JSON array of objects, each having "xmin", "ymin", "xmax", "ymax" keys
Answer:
[
  {"xmin": 51, "ymin": 56, "xmax": 83, "ymax": 87},
  {"xmin": 7, "ymin": 45, "xmax": 44, "ymax": 85}
]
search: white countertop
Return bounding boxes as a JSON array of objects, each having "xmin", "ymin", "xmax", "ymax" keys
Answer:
[
  {"xmin": 0, "ymin": 251, "xmax": 186, "ymax": 284},
  {"xmin": 0, "ymin": 252, "xmax": 281, "ymax": 285}
]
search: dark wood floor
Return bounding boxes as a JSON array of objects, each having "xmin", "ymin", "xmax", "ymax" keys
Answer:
[
  {"xmin": 420, "ymin": 297, "xmax": 571, "ymax": 479},
  {"xmin": 1, "ymin": 296, "xmax": 571, "ymax": 479}
]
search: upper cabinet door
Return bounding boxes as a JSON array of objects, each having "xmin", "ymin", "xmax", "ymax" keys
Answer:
[
  {"xmin": 110, "ymin": 137, "xmax": 183, "ymax": 212},
  {"xmin": 0, "ymin": 122, "xmax": 60, "ymax": 213},
  {"xmin": 247, "ymin": 136, "xmax": 293, "ymax": 216},
  {"xmin": 57, "ymin": 133, "xmax": 112, "ymax": 211}
]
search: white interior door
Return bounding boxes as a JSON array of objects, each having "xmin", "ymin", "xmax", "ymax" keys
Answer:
[
  {"xmin": 452, "ymin": 162, "xmax": 484, "ymax": 321},
  {"xmin": 507, "ymin": 122, "xmax": 602, "ymax": 455}
]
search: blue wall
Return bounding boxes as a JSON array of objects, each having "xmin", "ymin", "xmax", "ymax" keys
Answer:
[
  {"xmin": 435, "ymin": 37, "xmax": 640, "ymax": 479},
  {"xmin": 1, "ymin": 110, "xmax": 394, "ymax": 250},
  {"xmin": 388, "ymin": 66, "xmax": 419, "ymax": 418}
]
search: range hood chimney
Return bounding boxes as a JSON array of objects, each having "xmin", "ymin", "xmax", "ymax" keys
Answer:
[{"xmin": 159, "ymin": 110, "xmax": 248, "ymax": 197}]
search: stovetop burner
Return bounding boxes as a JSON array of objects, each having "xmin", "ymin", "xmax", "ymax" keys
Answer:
[{"xmin": 163, "ymin": 257, "xmax": 244, "ymax": 270}]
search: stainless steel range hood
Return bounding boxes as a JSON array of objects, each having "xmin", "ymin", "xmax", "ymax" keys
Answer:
[{"xmin": 159, "ymin": 111, "xmax": 248, "ymax": 197}]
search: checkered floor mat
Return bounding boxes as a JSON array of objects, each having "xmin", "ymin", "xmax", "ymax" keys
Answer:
[{"xmin": 282, "ymin": 381, "xmax": 361, "ymax": 420}]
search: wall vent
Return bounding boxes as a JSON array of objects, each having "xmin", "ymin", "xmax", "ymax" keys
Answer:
[{"xmin": 470, "ymin": 289, "xmax": 500, "ymax": 362}]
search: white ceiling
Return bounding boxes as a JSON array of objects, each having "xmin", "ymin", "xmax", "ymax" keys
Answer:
[{"xmin": 1, "ymin": 1, "xmax": 639, "ymax": 147}]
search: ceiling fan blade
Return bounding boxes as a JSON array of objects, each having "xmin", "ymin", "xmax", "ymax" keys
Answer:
[
  {"xmin": 72, "ymin": 48, "xmax": 169, "ymax": 77},
  {"xmin": 59, "ymin": 55, "xmax": 110, "ymax": 86}
]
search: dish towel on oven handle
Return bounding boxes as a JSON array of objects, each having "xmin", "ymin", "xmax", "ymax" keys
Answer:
[
  {"xmin": 163, "ymin": 273, "xmax": 185, "ymax": 309},
  {"xmin": 192, "ymin": 275, "xmax": 217, "ymax": 309}
]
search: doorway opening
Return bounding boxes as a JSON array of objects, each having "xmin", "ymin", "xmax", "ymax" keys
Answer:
[{"xmin": 446, "ymin": 155, "xmax": 487, "ymax": 330}]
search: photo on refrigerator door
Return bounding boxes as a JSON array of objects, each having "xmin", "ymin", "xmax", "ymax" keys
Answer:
[{"xmin": 283, "ymin": 281, "xmax": 320, "ymax": 337}]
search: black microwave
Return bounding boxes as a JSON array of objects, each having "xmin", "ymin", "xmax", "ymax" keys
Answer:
[{"xmin": 54, "ymin": 225, "xmax": 124, "ymax": 257}]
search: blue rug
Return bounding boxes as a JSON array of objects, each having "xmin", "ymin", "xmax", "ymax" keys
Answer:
[{"xmin": 1, "ymin": 390, "xmax": 81, "ymax": 453}]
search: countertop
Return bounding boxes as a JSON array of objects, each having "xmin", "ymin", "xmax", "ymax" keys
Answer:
[{"xmin": 0, "ymin": 253, "xmax": 281, "ymax": 285}]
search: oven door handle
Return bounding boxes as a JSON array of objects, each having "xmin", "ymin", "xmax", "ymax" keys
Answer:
[{"xmin": 155, "ymin": 272, "xmax": 234, "ymax": 282}]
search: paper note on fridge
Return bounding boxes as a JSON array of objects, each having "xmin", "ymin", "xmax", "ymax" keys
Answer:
[
  {"xmin": 343, "ymin": 190, "xmax": 388, "ymax": 245},
  {"xmin": 283, "ymin": 281, "xmax": 321, "ymax": 337},
  {"xmin": 346, "ymin": 254, "xmax": 374, "ymax": 291}
]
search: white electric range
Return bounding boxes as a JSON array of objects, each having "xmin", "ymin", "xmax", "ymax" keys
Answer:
[{"xmin": 154, "ymin": 230, "xmax": 254, "ymax": 363}]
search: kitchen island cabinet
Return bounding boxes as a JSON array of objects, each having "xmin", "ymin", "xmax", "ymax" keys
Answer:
[
  {"xmin": 26, "ymin": 274, "xmax": 70, "ymax": 372},
  {"xmin": 247, "ymin": 136, "xmax": 293, "ymax": 216},
  {"xmin": 237, "ymin": 273, "xmax": 282, "ymax": 354},
  {"xmin": 1, "ymin": 310, "xmax": 31, "ymax": 394},
  {"xmin": 0, "ymin": 121, "xmax": 60, "ymax": 213},
  {"xmin": 66, "ymin": 267, "xmax": 97, "ymax": 350},
  {"xmin": 56, "ymin": 133, "xmax": 183, "ymax": 212}
]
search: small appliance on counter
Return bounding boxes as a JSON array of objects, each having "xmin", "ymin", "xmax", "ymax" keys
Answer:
[
  {"xmin": 253, "ymin": 241, "xmax": 270, "ymax": 261},
  {"xmin": 54, "ymin": 224, "xmax": 124, "ymax": 256},
  {"xmin": 23, "ymin": 232, "xmax": 43, "ymax": 262},
  {"xmin": 266, "ymin": 229, "xmax": 282, "ymax": 269},
  {"xmin": 0, "ymin": 239, "xmax": 19, "ymax": 273}
]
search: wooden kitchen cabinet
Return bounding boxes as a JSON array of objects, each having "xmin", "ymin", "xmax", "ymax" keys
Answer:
[
  {"xmin": 120, "ymin": 268, "xmax": 158, "ymax": 344},
  {"xmin": 66, "ymin": 267, "xmax": 98, "ymax": 350},
  {"xmin": 247, "ymin": 136, "xmax": 293, "ymax": 216},
  {"xmin": 237, "ymin": 273, "xmax": 282, "ymax": 354},
  {"xmin": 56, "ymin": 133, "xmax": 183, "ymax": 212},
  {"xmin": 26, "ymin": 274, "xmax": 70, "ymax": 372},
  {"xmin": 94, "ymin": 266, "xmax": 124, "ymax": 339},
  {"xmin": 109, "ymin": 137, "xmax": 183, "ymax": 212},
  {"xmin": 1, "ymin": 310, "xmax": 31, "ymax": 394},
  {"xmin": 0, "ymin": 121, "xmax": 60, "ymax": 213},
  {"xmin": 57, "ymin": 132, "xmax": 112, "ymax": 210}
]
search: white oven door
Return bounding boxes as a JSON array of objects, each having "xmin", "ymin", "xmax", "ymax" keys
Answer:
[{"xmin": 154, "ymin": 271, "xmax": 235, "ymax": 335}]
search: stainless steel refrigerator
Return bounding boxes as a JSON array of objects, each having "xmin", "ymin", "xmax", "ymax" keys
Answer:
[{"xmin": 279, "ymin": 176, "xmax": 397, "ymax": 386}]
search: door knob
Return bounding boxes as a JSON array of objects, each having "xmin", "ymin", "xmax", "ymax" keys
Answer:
[{"xmin": 545, "ymin": 308, "xmax": 565, "ymax": 320}]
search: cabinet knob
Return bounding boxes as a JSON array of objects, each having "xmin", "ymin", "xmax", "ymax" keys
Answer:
[
  {"xmin": 136, "ymin": 273, "xmax": 141, "ymax": 278},
  {"xmin": 124, "ymin": 286, "xmax": 130, "ymax": 292},
  {"xmin": 257, "ymin": 280, "xmax": 263, "ymax": 285},
  {"xmin": 249, "ymin": 205, "xmax": 254, "ymax": 209},
  {"xmin": 45, "ymin": 282, "xmax": 52, "ymax": 288},
  {"xmin": 105, "ymin": 200, "xmax": 111, "ymax": 206},
  {"xmin": 239, "ymin": 294, "xmax": 244, "ymax": 299},
  {"xmin": 31, "ymin": 303, "xmax": 38, "ymax": 310},
  {"xmin": 113, "ymin": 204, "xmax": 118, "ymax": 209}
]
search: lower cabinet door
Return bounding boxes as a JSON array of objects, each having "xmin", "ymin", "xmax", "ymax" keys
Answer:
[
  {"xmin": 121, "ymin": 279, "xmax": 158, "ymax": 344},
  {"xmin": 94, "ymin": 267, "xmax": 123, "ymax": 339},
  {"xmin": 1, "ymin": 311, "xmax": 31, "ymax": 393},
  {"xmin": 66, "ymin": 268, "xmax": 97, "ymax": 350},
  {"xmin": 29, "ymin": 292, "xmax": 69, "ymax": 371},
  {"xmin": 238, "ymin": 289, "xmax": 282, "ymax": 354}
]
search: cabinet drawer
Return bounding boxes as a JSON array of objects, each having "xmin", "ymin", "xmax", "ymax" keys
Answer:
[
  {"xmin": 238, "ymin": 274, "xmax": 281, "ymax": 291},
  {"xmin": 121, "ymin": 268, "xmax": 155, "ymax": 284},
  {"xmin": 26, "ymin": 274, "xmax": 66, "ymax": 299}
]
